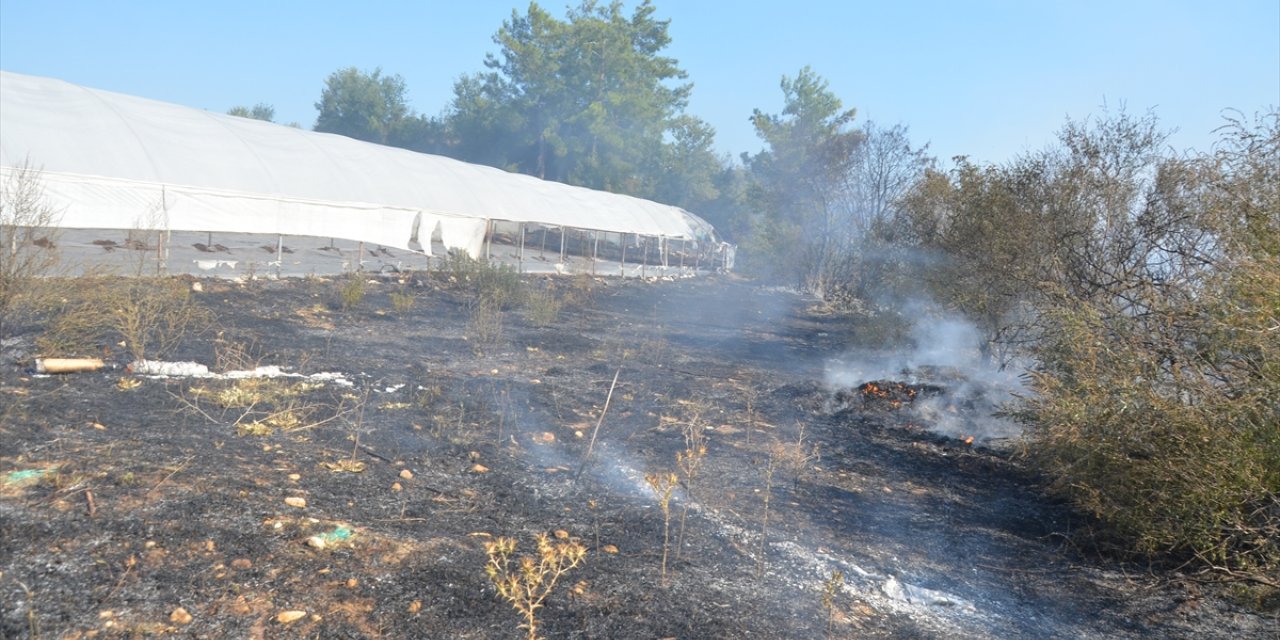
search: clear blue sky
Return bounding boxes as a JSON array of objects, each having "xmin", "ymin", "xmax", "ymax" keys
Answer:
[{"xmin": 2, "ymin": 1, "xmax": 1276, "ymax": 166}]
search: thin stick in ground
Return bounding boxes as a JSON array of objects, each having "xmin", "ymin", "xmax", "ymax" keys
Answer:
[
  {"xmin": 575, "ymin": 368, "xmax": 620, "ymax": 482},
  {"xmin": 757, "ymin": 448, "xmax": 779, "ymax": 579}
]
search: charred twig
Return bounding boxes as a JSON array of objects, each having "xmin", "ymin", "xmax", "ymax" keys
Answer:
[
  {"xmin": 756, "ymin": 449, "xmax": 780, "ymax": 579},
  {"xmin": 146, "ymin": 456, "xmax": 194, "ymax": 498},
  {"xmin": 358, "ymin": 444, "xmax": 393, "ymax": 464},
  {"xmin": 166, "ymin": 389, "xmax": 222, "ymax": 424},
  {"xmin": 99, "ymin": 555, "xmax": 137, "ymax": 606},
  {"xmin": 1189, "ymin": 563, "xmax": 1280, "ymax": 589},
  {"xmin": 16, "ymin": 580, "xmax": 38, "ymax": 639}
]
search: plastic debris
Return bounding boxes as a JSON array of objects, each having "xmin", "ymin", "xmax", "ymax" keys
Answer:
[
  {"xmin": 4, "ymin": 467, "xmax": 57, "ymax": 486},
  {"xmin": 307, "ymin": 524, "xmax": 353, "ymax": 549}
]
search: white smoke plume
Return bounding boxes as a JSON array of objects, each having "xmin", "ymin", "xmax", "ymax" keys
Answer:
[{"xmin": 824, "ymin": 299, "xmax": 1026, "ymax": 444}]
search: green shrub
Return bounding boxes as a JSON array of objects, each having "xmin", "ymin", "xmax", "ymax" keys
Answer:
[
  {"xmin": 1020, "ymin": 257, "xmax": 1280, "ymax": 572},
  {"xmin": 523, "ymin": 284, "xmax": 564, "ymax": 327},
  {"xmin": 389, "ymin": 287, "xmax": 415, "ymax": 315},
  {"xmin": 441, "ymin": 251, "xmax": 522, "ymax": 309},
  {"xmin": 335, "ymin": 273, "xmax": 366, "ymax": 311}
]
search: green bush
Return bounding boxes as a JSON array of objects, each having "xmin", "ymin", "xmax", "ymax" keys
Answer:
[
  {"xmin": 1020, "ymin": 257, "xmax": 1280, "ymax": 572},
  {"xmin": 334, "ymin": 273, "xmax": 366, "ymax": 311},
  {"xmin": 440, "ymin": 251, "xmax": 522, "ymax": 309},
  {"xmin": 389, "ymin": 287, "xmax": 415, "ymax": 315},
  {"xmin": 523, "ymin": 284, "xmax": 564, "ymax": 327}
]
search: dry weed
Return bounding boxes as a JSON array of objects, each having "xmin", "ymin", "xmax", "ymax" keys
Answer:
[{"xmin": 484, "ymin": 532, "xmax": 587, "ymax": 640}]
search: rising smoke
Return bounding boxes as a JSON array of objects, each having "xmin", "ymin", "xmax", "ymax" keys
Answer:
[{"xmin": 824, "ymin": 298, "xmax": 1026, "ymax": 444}]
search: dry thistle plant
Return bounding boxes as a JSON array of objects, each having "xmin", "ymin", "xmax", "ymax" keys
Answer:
[
  {"xmin": 484, "ymin": 533, "xmax": 587, "ymax": 640},
  {"xmin": 645, "ymin": 471, "xmax": 679, "ymax": 583},
  {"xmin": 822, "ymin": 569, "xmax": 844, "ymax": 638}
]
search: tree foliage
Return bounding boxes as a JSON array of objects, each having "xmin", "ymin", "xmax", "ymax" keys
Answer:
[
  {"xmin": 227, "ymin": 103, "xmax": 276, "ymax": 122},
  {"xmin": 740, "ymin": 67, "xmax": 859, "ymax": 288},
  {"xmin": 314, "ymin": 67, "xmax": 410, "ymax": 144},
  {"xmin": 742, "ymin": 68, "xmax": 933, "ymax": 301},
  {"xmin": 443, "ymin": 1, "xmax": 720, "ymax": 207}
]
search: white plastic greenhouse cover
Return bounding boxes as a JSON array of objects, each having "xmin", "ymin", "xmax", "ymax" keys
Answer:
[{"xmin": 0, "ymin": 71, "xmax": 718, "ymax": 257}]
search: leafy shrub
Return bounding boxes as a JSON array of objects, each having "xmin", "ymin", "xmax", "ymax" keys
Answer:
[
  {"xmin": 523, "ymin": 284, "xmax": 564, "ymax": 327},
  {"xmin": 1020, "ymin": 257, "xmax": 1280, "ymax": 572},
  {"xmin": 441, "ymin": 251, "xmax": 522, "ymax": 309},
  {"xmin": 389, "ymin": 287, "xmax": 415, "ymax": 314},
  {"xmin": 334, "ymin": 273, "xmax": 366, "ymax": 311}
]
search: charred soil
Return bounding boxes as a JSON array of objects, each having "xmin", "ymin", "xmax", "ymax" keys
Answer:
[{"xmin": 1, "ymin": 276, "xmax": 1275, "ymax": 639}]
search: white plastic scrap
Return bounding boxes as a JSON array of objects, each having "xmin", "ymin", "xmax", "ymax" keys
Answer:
[{"xmin": 128, "ymin": 360, "xmax": 352, "ymax": 386}]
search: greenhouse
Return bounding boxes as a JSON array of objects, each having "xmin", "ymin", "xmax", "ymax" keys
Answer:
[{"xmin": 0, "ymin": 71, "xmax": 731, "ymax": 276}]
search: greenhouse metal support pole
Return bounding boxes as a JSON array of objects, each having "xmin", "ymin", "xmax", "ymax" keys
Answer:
[
  {"xmin": 559, "ymin": 226, "xmax": 566, "ymax": 263},
  {"xmin": 641, "ymin": 236, "xmax": 647, "ymax": 279},
  {"xmin": 158, "ymin": 185, "xmax": 169, "ymax": 275},
  {"xmin": 592, "ymin": 231, "xmax": 599, "ymax": 276},
  {"xmin": 620, "ymin": 233, "xmax": 627, "ymax": 278},
  {"xmin": 518, "ymin": 223, "xmax": 525, "ymax": 273},
  {"xmin": 276, "ymin": 235, "xmax": 283, "ymax": 278},
  {"xmin": 484, "ymin": 219, "xmax": 493, "ymax": 261}
]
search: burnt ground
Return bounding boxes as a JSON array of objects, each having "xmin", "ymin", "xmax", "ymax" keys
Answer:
[{"xmin": 1, "ymin": 275, "xmax": 1275, "ymax": 639}]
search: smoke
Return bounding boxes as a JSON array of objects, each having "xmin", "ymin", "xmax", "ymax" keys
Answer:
[{"xmin": 824, "ymin": 298, "xmax": 1026, "ymax": 444}]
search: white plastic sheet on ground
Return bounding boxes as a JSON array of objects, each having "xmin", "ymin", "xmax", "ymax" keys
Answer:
[{"xmin": 0, "ymin": 71, "xmax": 717, "ymax": 257}]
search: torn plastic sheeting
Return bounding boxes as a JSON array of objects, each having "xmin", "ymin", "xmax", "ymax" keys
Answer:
[
  {"xmin": 422, "ymin": 214, "xmax": 487, "ymax": 259},
  {"xmin": 129, "ymin": 360, "xmax": 210, "ymax": 376},
  {"xmin": 4, "ymin": 467, "xmax": 58, "ymax": 486},
  {"xmin": 127, "ymin": 360, "xmax": 353, "ymax": 386},
  {"xmin": 307, "ymin": 524, "xmax": 355, "ymax": 549}
]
